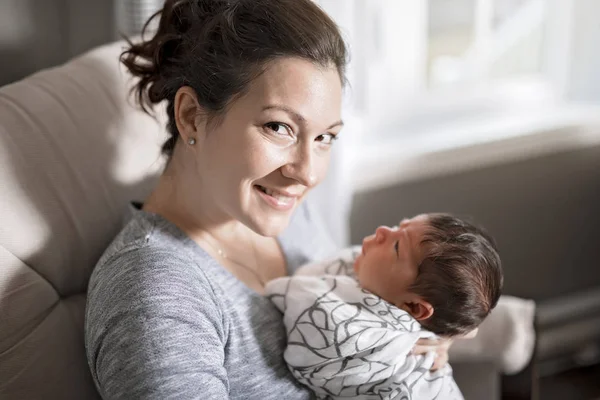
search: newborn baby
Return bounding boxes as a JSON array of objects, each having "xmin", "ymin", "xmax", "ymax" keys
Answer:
[{"xmin": 265, "ymin": 213, "xmax": 503, "ymax": 400}]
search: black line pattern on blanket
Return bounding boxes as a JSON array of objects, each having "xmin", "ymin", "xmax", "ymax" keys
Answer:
[
  {"xmin": 268, "ymin": 251, "xmax": 460, "ymax": 399},
  {"xmin": 321, "ymin": 248, "xmax": 361, "ymax": 278},
  {"xmin": 284, "ymin": 258, "xmax": 432, "ymax": 399}
]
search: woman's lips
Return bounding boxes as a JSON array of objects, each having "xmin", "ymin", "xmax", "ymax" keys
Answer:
[{"xmin": 255, "ymin": 185, "xmax": 298, "ymax": 211}]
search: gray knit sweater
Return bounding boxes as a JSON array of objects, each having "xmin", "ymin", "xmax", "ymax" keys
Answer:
[{"xmin": 85, "ymin": 202, "xmax": 336, "ymax": 399}]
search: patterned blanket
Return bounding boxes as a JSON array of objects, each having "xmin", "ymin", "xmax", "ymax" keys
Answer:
[{"xmin": 265, "ymin": 247, "xmax": 464, "ymax": 400}]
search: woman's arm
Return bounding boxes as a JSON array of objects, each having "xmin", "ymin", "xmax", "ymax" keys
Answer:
[{"xmin": 85, "ymin": 250, "xmax": 229, "ymax": 399}]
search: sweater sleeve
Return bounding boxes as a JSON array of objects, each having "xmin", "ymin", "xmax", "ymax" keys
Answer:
[{"xmin": 85, "ymin": 248, "xmax": 229, "ymax": 400}]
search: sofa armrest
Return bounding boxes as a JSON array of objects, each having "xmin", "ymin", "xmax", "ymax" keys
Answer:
[{"xmin": 453, "ymin": 361, "xmax": 501, "ymax": 400}]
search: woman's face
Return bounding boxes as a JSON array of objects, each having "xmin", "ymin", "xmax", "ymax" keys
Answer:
[{"xmin": 194, "ymin": 58, "xmax": 343, "ymax": 236}]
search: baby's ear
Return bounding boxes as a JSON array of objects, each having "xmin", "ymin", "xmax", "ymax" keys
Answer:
[{"xmin": 397, "ymin": 295, "xmax": 434, "ymax": 321}]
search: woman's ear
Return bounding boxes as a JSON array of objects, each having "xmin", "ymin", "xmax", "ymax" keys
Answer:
[
  {"xmin": 174, "ymin": 86, "xmax": 204, "ymax": 144},
  {"xmin": 397, "ymin": 296, "xmax": 434, "ymax": 321}
]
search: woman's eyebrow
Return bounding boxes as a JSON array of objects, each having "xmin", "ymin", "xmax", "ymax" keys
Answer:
[
  {"xmin": 262, "ymin": 105, "xmax": 306, "ymax": 124},
  {"xmin": 263, "ymin": 104, "xmax": 343, "ymax": 129},
  {"xmin": 327, "ymin": 120, "xmax": 344, "ymax": 129}
]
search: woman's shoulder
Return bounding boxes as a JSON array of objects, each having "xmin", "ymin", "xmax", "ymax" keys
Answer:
[
  {"xmin": 88, "ymin": 207, "xmax": 219, "ymax": 304},
  {"xmin": 86, "ymin": 209, "xmax": 228, "ymax": 345},
  {"xmin": 85, "ymin": 210, "xmax": 231, "ymax": 397}
]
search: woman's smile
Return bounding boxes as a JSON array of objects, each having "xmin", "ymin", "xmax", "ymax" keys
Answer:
[{"xmin": 255, "ymin": 184, "xmax": 301, "ymax": 211}]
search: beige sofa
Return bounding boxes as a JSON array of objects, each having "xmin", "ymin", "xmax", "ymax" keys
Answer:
[
  {"xmin": 0, "ymin": 41, "xmax": 503, "ymax": 400},
  {"xmin": 0, "ymin": 41, "xmax": 166, "ymax": 399}
]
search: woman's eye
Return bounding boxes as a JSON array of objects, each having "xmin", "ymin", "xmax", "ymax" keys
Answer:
[
  {"xmin": 316, "ymin": 133, "xmax": 338, "ymax": 145},
  {"xmin": 265, "ymin": 122, "xmax": 292, "ymax": 136}
]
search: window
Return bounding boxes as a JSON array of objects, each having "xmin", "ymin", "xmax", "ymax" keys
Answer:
[
  {"xmin": 427, "ymin": 0, "xmax": 545, "ymax": 88},
  {"xmin": 315, "ymin": 0, "xmax": 600, "ymax": 191},
  {"xmin": 316, "ymin": 0, "xmax": 597, "ymax": 139}
]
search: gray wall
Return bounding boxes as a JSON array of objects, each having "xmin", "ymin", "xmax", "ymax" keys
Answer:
[
  {"xmin": 350, "ymin": 144, "xmax": 600, "ymax": 302},
  {"xmin": 0, "ymin": 0, "xmax": 116, "ymax": 86}
]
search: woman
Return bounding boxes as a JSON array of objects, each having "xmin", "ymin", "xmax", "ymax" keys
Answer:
[{"xmin": 85, "ymin": 0, "xmax": 453, "ymax": 398}]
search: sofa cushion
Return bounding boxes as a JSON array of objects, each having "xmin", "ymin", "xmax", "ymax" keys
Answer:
[{"xmin": 0, "ymin": 41, "xmax": 167, "ymax": 399}]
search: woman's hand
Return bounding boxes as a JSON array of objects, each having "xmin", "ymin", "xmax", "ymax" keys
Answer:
[
  {"xmin": 412, "ymin": 337, "xmax": 453, "ymax": 371},
  {"xmin": 412, "ymin": 328, "xmax": 478, "ymax": 371}
]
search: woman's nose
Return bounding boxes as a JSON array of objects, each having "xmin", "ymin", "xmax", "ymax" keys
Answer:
[
  {"xmin": 281, "ymin": 143, "xmax": 318, "ymax": 187},
  {"xmin": 374, "ymin": 226, "xmax": 394, "ymax": 244}
]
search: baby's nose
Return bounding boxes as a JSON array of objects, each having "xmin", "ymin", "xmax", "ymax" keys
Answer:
[{"xmin": 375, "ymin": 226, "xmax": 394, "ymax": 243}]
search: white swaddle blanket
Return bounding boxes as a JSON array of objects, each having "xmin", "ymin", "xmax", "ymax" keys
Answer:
[{"xmin": 265, "ymin": 248, "xmax": 464, "ymax": 400}]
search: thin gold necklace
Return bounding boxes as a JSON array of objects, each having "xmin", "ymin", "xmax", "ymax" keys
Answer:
[{"xmin": 200, "ymin": 231, "xmax": 266, "ymax": 286}]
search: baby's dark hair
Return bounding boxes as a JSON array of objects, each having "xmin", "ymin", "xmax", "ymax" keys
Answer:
[
  {"xmin": 120, "ymin": 0, "xmax": 348, "ymax": 158},
  {"xmin": 409, "ymin": 213, "xmax": 503, "ymax": 337}
]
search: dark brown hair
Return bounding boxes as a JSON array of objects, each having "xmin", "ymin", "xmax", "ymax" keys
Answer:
[
  {"xmin": 120, "ymin": 0, "xmax": 348, "ymax": 157},
  {"xmin": 410, "ymin": 214, "xmax": 503, "ymax": 337}
]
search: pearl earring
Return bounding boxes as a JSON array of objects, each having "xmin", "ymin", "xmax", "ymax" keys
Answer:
[{"xmin": 188, "ymin": 138, "xmax": 196, "ymax": 145}]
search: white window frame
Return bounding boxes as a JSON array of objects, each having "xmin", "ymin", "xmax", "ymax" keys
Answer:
[{"xmin": 316, "ymin": 0, "xmax": 600, "ymax": 193}]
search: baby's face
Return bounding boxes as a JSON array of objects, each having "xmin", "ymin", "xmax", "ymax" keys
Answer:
[{"xmin": 353, "ymin": 215, "xmax": 429, "ymax": 304}]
